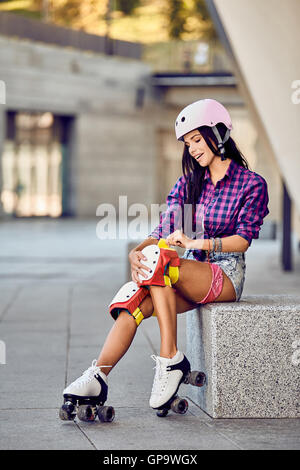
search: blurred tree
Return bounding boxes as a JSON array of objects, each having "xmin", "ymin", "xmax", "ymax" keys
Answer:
[
  {"xmin": 4, "ymin": 0, "xmax": 215, "ymax": 42},
  {"xmin": 167, "ymin": 0, "xmax": 187, "ymax": 39},
  {"xmin": 115, "ymin": 0, "xmax": 140, "ymax": 15},
  {"xmin": 194, "ymin": 0, "xmax": 210, "ymax": 21},
  {"xmin": 31, "ymin": 0, "xmax": 107, "ymax": 27},
  {"xmin": 166, "ymin": 0, "xmax": 215, "ymax": 39}
]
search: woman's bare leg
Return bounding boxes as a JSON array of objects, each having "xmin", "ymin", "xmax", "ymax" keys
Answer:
[
  {"xmin": 146, "ymin": 258, "xmax": 236, "ymax": 359},
  {"xmin": 149, "ymin": 285, "xmax": 177, "ymax": 358},
  {"xmin": 97, "ymin": 258, "xmax": 236, "ymax": 374},
  {"xmin": 173, "ymin": 258, "xmax": 236, "ymax": 303},
  {"xmin": 96, "ymin": 311, "xmax": 137, "ymax": 375},
  {"xmin": 96, "ymin": 292, "xmax": 196, "ymax": 374}
]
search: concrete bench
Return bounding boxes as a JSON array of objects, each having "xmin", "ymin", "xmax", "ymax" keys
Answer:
[{"xmin": 186, "ymin": 295, "xmax": 300, "ymax": 418}]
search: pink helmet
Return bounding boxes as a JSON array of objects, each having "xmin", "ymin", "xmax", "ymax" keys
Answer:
[{"xmin": 175, "ymin": 99, "xmax": 232, "ymax": 159}]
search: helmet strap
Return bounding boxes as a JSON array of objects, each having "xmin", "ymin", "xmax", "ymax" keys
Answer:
[{"xmin": 211, "ymin": 126, "xmax": 231, "ymax": 161}]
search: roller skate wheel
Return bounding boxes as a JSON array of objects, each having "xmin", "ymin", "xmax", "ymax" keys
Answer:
[
  {"xmin": 98, "ymin": 405, "xmax": 115, "ymax": 423},
  {"xmin": 156, "ymin": 408, "xmax": 168, "ymax": 418},
  {"xmin": 59, "ymin": 407, "xmax": 75, "ymax": 421},
  {"xmin": 189, "ymin": 371, "xmax": 206, "ymax": 387},
  {"xmin": 171, "ymin": 397, "xmax": 188, "ymax": 414},
  {"xmin": 59, "ymin": 402, "xmax": 76, "ymax": 421},
  {"xmin": 77, "ymin": 404, "xmax": 97, "ymax": 422}
]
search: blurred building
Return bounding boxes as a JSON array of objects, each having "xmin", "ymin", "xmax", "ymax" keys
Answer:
[{"xmin": 0, "ymin": 12, "xmax": 155, "ymax": 218}]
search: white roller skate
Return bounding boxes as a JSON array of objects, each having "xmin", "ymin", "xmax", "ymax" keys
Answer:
[
  {"xmin": 150, "ymin": 350, "xmax": 206, "ymax": 417},
  {"xmin": 59, "ymin": 360, "xmax": 115, "ymax": 423}
]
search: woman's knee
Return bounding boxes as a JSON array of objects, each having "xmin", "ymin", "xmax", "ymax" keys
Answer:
[
  {"xmin": 139, "ymin": 288, "xmax": 196, "ymax": 318},
  {"xmin": 116, "ymin": 295, "xmax": 155, "ymax": 325},
  {"xmin": 139, "ymin": 295, "xmax": 154, "ymax": 319}
]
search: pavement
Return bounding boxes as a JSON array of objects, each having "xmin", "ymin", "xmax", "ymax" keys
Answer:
[{"xmin": 0, "ymin": 218, "xmax": 299, "ymax": 450}]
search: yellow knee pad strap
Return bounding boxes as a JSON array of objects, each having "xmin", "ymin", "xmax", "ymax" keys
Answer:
[
  {"xmin": 157, "ymin": 238, "xmax": 179, "ymax": 285},
  {"xmin": 168, "ymin": 265, "xmax": 179, "ymax": 285},
  {"xmin": 132, "ymin": 306, "xmax": 144, "ymax": 326}
]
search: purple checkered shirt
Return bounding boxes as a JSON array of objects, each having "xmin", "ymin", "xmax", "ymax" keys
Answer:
[{"xmin": 148, "ymin": 159, "xmax": 269, "ymax": 261}]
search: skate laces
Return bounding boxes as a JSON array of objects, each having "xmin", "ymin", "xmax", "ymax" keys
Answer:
[
  {"xmin": 74, "ymin": 360, "xmax": 111, "ymax": 387},
  {"xmin": 151, "ymin": 355, "xmax": 170, "ymax": 397}
]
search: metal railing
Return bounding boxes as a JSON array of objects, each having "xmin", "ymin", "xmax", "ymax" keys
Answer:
[{"xmin": 143, "ymin": 39, "xmax": 232, "ymax": 74}]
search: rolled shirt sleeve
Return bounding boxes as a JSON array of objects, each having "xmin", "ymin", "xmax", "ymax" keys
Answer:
[
  {"xmin": 235, "ymin": 176, "xmax": 269, "ymax": 246},
  {"xmin": 148, "ymin": 175, "xmax": 186, "ymax": 239}
]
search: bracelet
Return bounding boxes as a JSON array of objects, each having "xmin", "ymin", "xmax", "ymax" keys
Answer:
[
  {"xmin": 207, "ymin": 238, "xmax": 214, "ymax": 253},
  {"xmin": 208, "ymin": 237, "xmax": 223, "ymax": 252},
  {"xmin": 215, "ymin": 237, "xmax": 222, "ymax": 252},
  {"xmin": 207, "ymin": 238, "xmax": 211, "ymax": 262}
]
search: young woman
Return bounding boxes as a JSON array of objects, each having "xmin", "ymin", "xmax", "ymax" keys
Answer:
[{"xmin": 60, "ymin": 99, "xmax": 269, "ymax": 421}]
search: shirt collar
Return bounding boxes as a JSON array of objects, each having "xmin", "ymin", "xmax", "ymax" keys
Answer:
[{"xmin": 204, "ymin": 158, "xmax": 237, "ymax": 183}]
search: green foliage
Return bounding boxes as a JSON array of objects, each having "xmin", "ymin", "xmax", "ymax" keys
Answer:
[
  {"xmin": 115, "ymin": 0, "xmax": 141, "ymax": 15},
  {"xmin": 194, "ymin": 0, "xmax": 210, "ymax": 21},
  {"xmin": 166, "ymin": 0, "xmax": 215, "ymax": 40},
  {"xmin": 167, "ymin": 0, "xmax": 187, "ymax": 39},
  {"xmin": 0, "ymin": 0, "xmax": 216, "ymax": 43}
]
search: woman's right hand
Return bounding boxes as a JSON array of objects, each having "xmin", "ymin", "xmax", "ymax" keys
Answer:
[{"xmin": 129, "ymin": 250, "xmax": 151, "ymax": 284}]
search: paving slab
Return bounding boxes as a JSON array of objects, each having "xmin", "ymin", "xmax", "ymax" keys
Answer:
[
  {"xmin": 0, "ymin": 284, "xmax": 69, "ymax": 409},
  {"xmin": 0, "ymin": 329, "xmax": 67, "ymax": 409},
  {"xmin": 206, "ymin": 418, "xmax": 300, "ymax": 450},
  {"xmin": 74, "ymin": 406, "xmax": 240, "ymax": 450},
  {"xmin": 0, "ymin": 409, "xmax": 94, "ymax": 450},
  {"xmin": 0, "ymin": 283, "xmax": 69, "ymax": 330}
]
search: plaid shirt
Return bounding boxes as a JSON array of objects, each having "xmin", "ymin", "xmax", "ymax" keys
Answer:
[{"xmin": 149, "ymin": 159, "xmax": 269, "ymax": 260}]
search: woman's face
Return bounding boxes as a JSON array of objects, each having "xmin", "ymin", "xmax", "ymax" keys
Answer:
[{"xmin": 183, "ymin": 129, "xmax": 216, "ymax": 167}]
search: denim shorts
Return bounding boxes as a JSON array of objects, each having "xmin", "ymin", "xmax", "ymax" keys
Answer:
[{"xmin": 182, "ymin": 249, "xmax": 246, "ymax": 302}]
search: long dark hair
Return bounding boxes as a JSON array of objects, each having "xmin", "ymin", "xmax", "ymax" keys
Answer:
[
  {"xmin": 182, "ymin": 123, "xmax": 249, "ymax": 203},
  {"xmin": 181, "ymin": 123, "xmax": 249, "ymax": 232}
]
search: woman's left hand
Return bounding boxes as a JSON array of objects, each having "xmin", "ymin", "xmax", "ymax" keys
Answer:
[{"xmin": 166, "ymin": 230, "xmax": 194, "ymax": 249}]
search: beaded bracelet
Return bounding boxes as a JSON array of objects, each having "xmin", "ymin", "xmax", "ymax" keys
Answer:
[
  {"xmin": 207, "ymin": 238, "xmax": 211, "ymax": 262},
  {"xmin": 208, "ymin": 237, "xmax": 222, "ymax": 253}
]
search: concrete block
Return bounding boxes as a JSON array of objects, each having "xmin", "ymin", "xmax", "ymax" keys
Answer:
[{"xmin": 186, "ymin": 295, "xmax": 300, "ymax": 418}]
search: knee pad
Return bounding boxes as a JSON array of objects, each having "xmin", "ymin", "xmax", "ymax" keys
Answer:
[
  {"xmin": 137, "ymin": 238, "xmax": 180, "ymax": 288},
  {"xmin": 158, "ymin": 239, "xmax": 180, "ymax": 285},
  {"xmin": 109, "ymin": 281, "xmax": 148, "ymax": 326}
]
